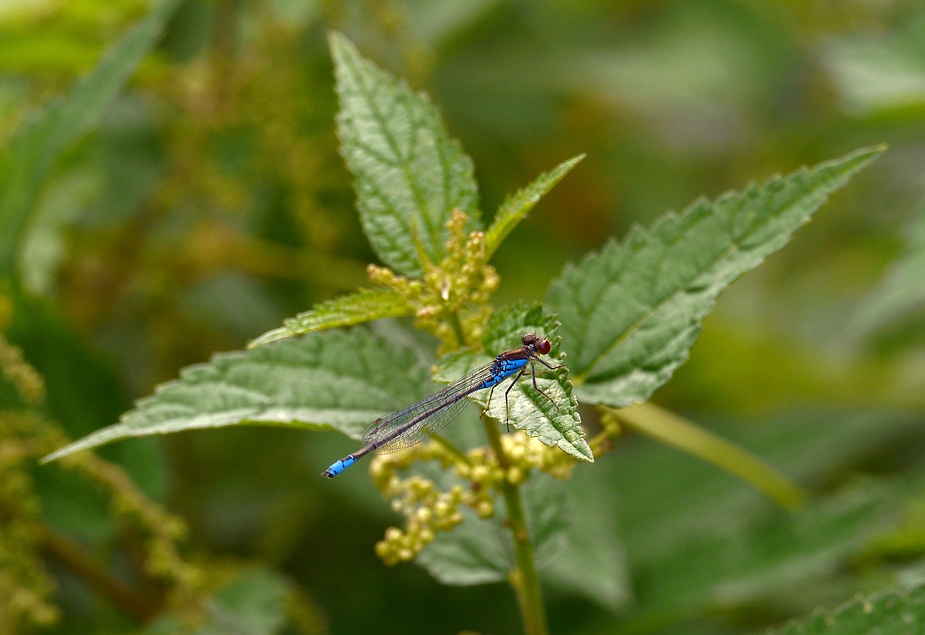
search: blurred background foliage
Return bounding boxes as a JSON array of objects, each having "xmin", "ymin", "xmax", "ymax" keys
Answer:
[{"xmin": 2, "ymin": 0, "xmax": 925, "ymax": 633}]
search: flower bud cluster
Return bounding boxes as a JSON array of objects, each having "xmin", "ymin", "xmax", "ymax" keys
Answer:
[
  {"xmin": 59, "ymin": 436, "xmax": 204, "ymax": 597},
  {"xmin": 590, "ymin": 410, "xmax": 624, "ymax": 458},
  {"xmin": 370, "ymin": 438, "xmax": 501, "ymax": 566},
  {"xmin": 367, "ymin": 209, "xmax": 500, "ymax": 352},
  {"xmin": 370, "ymin": 428, "xmax": 579, "ymax": 566},
  {"xmin": 0, "ymin": 412, "xmax": 60, "ymax": 628},
  {"xmin": 499, "ymin": 431, "xmax": 578, "ymax": 480},
  {"xmin": 0, "ymin": 335, "xmax": 45, "ymax": 405},
  {"xmin": 371, "ymin": 443, "xmax": 467, "ymax": 565}
]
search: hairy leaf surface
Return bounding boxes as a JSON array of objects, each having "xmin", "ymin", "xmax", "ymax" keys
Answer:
[
  {"xmin": 44, "ymin": 330, "xmax": 433, "ymax": 462},
  {"xmin": 546, "ymin": 146, "xmax": 884, "ymax": 407},
  {"xmin": 434, "ymin": 304, "xmax": 591, "ymax": 461},
  {"xmin": 248, "ymin": 288, "xmax": 411, "ymax": 348},
  {"xmin": 769, "ymin": 582, "xmax": 925, "ymax": 635},
  {"xmin": 330, "ymin": 32, "xmax": 480, "ymax": 277}
]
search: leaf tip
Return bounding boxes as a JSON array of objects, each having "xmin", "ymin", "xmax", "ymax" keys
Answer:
[
  {"xmin": 39, "ymin": 444, "xmax": 76, "ymax": 464},
  {"xmin": 247, "ymin": 329, "xmax": 283, "ymax": 349}
]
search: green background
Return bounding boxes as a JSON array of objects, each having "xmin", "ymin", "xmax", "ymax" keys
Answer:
[{"xmin": 3, "ymin": 0, "xmax": 925, "ymax": 633}]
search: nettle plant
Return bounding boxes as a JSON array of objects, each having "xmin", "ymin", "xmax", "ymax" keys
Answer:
[{"xmin": 46, "ymin": 32, "xmax": 882, "ymax": 635}]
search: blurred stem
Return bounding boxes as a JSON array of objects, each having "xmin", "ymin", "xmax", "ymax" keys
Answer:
[
  {"xmin": 430, "ymin": 433, "xmax": 470, "ymax": 465},
  {"xmin": 482, "ymin": 415, "xmax": 548, "ymax": 635},
  {"xmin": 603, "ymin": 402, "xmax": 807, "ymax": 510},
  {"xmin": 450, "ymin": 312, "xmax": 467, "ymax": 348},
  {"xmin": 38, "ymin": 524, "xmax": 161, "ymax": 621}
]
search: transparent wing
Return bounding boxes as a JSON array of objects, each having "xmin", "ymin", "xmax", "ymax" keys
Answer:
[{"xmin": 362, "ymin": 361, "xmax": 500, "ymax": 454}]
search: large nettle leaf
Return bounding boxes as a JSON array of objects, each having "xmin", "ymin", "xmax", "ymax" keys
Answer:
[
  {"xmin": 330, "ymin": 31, "xmax": 480, "ymax": 277},
  {"xmin": 43, "ymin": 330, "xmax": 434, "ymax": 462},
  {"xmin": 547, "ymin": 146, "xmax": 884, "ymax": 408},
  {"xmin": 434, "ymin": 304, "xmax": 591, "ymax": 462},
  {"xmin": 769, "ymin": 581, "xmax": 925, "ymax": 635},
  {"xmin": 0, "ymin": 0, "xmax": 185, "ymax": 277}
]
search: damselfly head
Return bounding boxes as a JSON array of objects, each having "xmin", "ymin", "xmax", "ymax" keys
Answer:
[{"xmin": 522, "ymin": 333, "xmax": 552, "ymax": 355}]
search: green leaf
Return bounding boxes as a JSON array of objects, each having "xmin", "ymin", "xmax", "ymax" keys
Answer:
[
  {"xmin": 617, "ymin": 411, "xmax": 921, "ymax": 566},
  {"xmin": 545, "ymin": 146, "xmax": 885, "ymax": 407},
  {"xmin": 541, "ymin": 465, "xmax": 631, "ymax": 611},
  {"xmin": 846, "ymin": 200, "xmax": 925, "ymax": 341},
  {"xmin": 416, "ymin": 473, "xmax": 568, "ymax": 585},
  {"xmin": 147, "ymin": 568, "xmax": 293, "ymax": 635},
  {"xmin": 633, "ymin": 479, "xmax": 899, "ymax": 616},
  {"xmin": 329, "ymin": 31, "xmax": 480, "ymax": 277},
  {"xmin": 434, "ymin": 304, "xmax": 592, "ymax": 462},
  {"xmin": 480, "ymin": 302, "xmax": 564, "ymax": 359},
  {"xmin": 202, "ymin": 569, "xmax": 292, "ymax": 635},
  {"xmin": 415, "ymin": 505, "xmax": 510, "ymax": 585},
  {"xmin": 247, "ymin": 287, "xmax": 412, "ymax": 348},
  {"xmin": 769, "ymin": 582, "xmax": 925, "ymax": 635},
  {"xmin": 42, "ymin": 330, "xmax": 434, "ymax": 462},
  {"xmin": 484, "ymin": 154, "xmax": 585, "ymax": 259},
  {"xmin": 524, "ymin": 473, "xmax": 570, "ymax": 568},
  {"xmin": 607, "ymin": 410, "xmax": 924, "ymax": 619},
  {"xmin": 0, "ymin": 0, "xmax": 184, "ymax": 277}
]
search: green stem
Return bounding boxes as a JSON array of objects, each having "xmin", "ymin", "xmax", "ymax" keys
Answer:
[
  {"xmin": 430, "ymin": 433, "xmax": 470, "ymax": 465},
  {"xmin": 482, "ymin": 415, "xmax": 549, "ymax": 635},
  {"xmin": 605, "ymin": 402, "xmax": 807, "ymax": 510},
  {"xmin": 450, "ymin": 312, "xmax": 467, "ymax": 348}
]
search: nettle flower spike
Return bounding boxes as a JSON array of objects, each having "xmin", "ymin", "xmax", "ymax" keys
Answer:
[
  {"xmin": 368, "ymin": 428, "xmax": 581, "ymax": 567},
  {"xmin": 367, "ymin": 209, "xmax": 499, "ymax": 352}
]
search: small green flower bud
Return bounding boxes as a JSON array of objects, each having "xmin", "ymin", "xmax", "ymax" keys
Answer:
[{"xmin": 506, "ymin": 466, "xmax": 525, "ymax": 485}]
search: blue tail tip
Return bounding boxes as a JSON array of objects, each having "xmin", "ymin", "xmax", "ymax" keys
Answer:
[{"xmin": 321, "ymin": 455, "xmax": 356, "ymax": 479}]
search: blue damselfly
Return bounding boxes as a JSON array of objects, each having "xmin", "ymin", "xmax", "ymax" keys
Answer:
[{"xmin": 322, "ymin": 334, "xmax": 560, "ymax": 478}]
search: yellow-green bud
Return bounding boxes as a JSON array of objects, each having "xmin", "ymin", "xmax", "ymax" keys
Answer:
[
  {"xmin": 471, "ymin": 465, "xmax": 490, "ymax": 482},
  {"xmin": 506, "ymin": 466, "xmax": 525, "ymax": 485},
  {"xmin": 434, "ymin": 499, "xmax": 451, "ymax": 517}
]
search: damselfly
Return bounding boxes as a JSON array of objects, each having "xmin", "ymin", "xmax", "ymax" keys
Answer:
[{"xmin": 322, "ymin": 334, "xmax": 561, "ymax": 478}]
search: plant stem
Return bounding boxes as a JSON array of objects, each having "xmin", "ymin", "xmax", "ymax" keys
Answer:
[
  {"xmin": 430, "ymin": 433, "xmax": 470, "ymax": 465},
  {"xmin": 38, "ymin": 524, "xmax": 161, "ymax": 621},
  {"xmin": 605, "ymin": 402, "xmax": 807, "ymax": 510},
  {"xmin": 450, "ymin": 312, "xmax": 468, "ymax": 348},
  {"xmin": 482, "ymin": 415, "xmax": 549, "ymax": 635}
]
